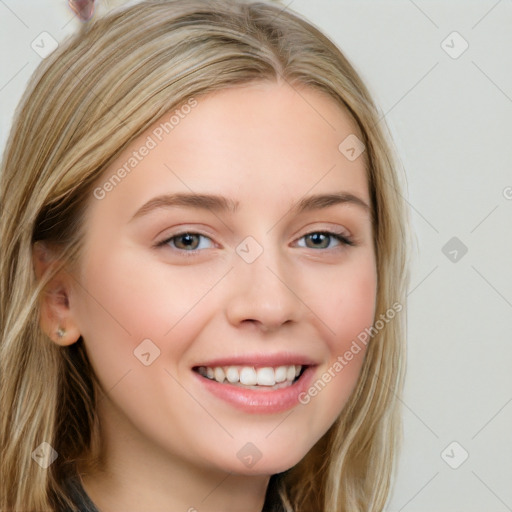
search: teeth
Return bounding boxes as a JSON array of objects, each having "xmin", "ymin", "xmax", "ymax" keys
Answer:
[
  {"xmin": 214, "ymin": 367, "xmax": 225, "ymax": 383},
  {"xmin": 225, "ymin": 367, "xmax": 239, "ymax": 383},
  {"xmin": 239, "ymin": 367, "xmax": 257, "ymax": 385},
  {"xmin": 275, "ymin": 366, "xmax": 287, "ymax": 383},
  {"xmin": 197, "ymin": 364, "xmax": 303, "ymax": 386},
  {"xmin": 256, "ymin": 367, "xmax": 275, "ymax": 386}
]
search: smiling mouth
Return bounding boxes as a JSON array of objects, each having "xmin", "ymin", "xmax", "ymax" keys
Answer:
[{"xmin": 193, "ymin": 364, "xmax": 307, "ymax": 390}]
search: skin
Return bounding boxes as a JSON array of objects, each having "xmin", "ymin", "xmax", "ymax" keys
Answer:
[{"xmin": 33, "ymin": 81, "xmax": 377, "ymax": 512}]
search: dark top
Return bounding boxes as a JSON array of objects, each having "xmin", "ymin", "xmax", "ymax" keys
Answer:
[
  {"xmin": 61, "ymin": 474, "xmax": 100, "ymax": 512},
  {"xmin": 60, "ymin": 473, "xmax": 285, "ymax": 511}
]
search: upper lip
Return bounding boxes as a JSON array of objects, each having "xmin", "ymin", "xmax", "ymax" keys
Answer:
[{"xmin": 193, "ymin": 352, "xmax": 319, "ymax": 369}]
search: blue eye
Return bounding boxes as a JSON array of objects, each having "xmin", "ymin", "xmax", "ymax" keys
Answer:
[{"xmin": 156, "ymin": 230, "xmax": 354, "ymax": 257}]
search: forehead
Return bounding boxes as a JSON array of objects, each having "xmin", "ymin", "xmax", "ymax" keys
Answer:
[
  {"xmin": 87, "ymin": 81, "xmax": 369, "ymax": 225},
  {"xmin": 165, "ymin": 81, "xmax": 365, "ymax": 166}
]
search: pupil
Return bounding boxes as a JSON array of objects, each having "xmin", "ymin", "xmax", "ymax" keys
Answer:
[
  {"xmin": 309, "ymin": 233, "xmax": 327, "ymax": 248},
  {"xmin": 179, "ymin": 234, "xmax": 196, "ymax": 249}
]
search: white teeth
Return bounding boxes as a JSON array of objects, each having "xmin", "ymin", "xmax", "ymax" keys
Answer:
[
  {"xmin": 256, "ymin": 367, "xmax": 275, "ymax": 386},
  {"xmin": 225, "ymin": 367, "xmax": 239, "ymax": 383},
  {"xmin": 214, "ymin": 367, "xmax": 225, "ymax": 383},
  {"xmin": 239, "ymin": 367, "xmax": 257, "ymax": 386},
  {"xmin": 275, "ymin": 366, "xmax": 287, "ymax": 383},
  {"xmin": 197, "ymin": 364, "xmax": 303, "ymax": 386}
]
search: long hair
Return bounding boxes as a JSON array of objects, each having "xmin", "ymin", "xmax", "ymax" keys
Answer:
[{"xmin": 0, "ymin": 1, "xmax": 410, "ymax": 510}]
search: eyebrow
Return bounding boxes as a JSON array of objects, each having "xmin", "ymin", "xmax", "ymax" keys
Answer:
[{"xmin": 129, "ymin": 191, "xmax": 371, "ymax": 222}]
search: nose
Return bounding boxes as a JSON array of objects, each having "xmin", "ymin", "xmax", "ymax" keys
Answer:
[{"xmin": 224, "ymin": 239, "xmax": 305, "ymax": 333}]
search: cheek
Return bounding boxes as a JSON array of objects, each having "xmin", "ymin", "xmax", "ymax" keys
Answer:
[
  {"xmin": 72, "ymin": 246, "xmax": 221, "ymax": 389},
  {"xmin": 298, "ymin": 253, "xmax": 377, "ymax": 422},
  {"xmin": 71, "ymin": 249, "xmax": 167, "ymax": 390},
  {"xmin": 320, "ymin": 251, "xmax": 377, "ymax": 351},
  {"xmin": 331, "ymin": 270, "xmax": 377, "ymax": 346}
]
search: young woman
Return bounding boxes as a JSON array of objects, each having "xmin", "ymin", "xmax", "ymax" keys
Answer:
[{"xmin": 0, "ymin": 1, "xmax": 410, "ymax": 511}]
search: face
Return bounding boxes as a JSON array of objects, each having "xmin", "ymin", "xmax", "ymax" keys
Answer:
[{"xmin": 64, "ymin": 81, "xmax": 376, "ymax": 476}]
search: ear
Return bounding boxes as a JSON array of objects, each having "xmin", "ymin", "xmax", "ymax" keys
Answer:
[{"xmin": 32, "ymin": 241, "xmax": 82, "ymax": 346}]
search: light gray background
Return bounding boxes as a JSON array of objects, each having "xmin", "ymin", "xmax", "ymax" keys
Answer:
[{"xmin": 1, "ymin": 1, "xmax": 511, "ymax": 511}]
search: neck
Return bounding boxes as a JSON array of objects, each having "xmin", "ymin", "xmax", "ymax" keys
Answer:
[
  {"xmin": 81, "ymin": 465, "xmax": 270, "ymax": 512},
  {"xmin": 78, "ymin": 400, "xmax": 271, "ymax": 512}
]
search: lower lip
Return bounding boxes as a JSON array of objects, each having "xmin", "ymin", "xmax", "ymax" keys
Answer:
[{"xmin": 192, "ymin": 366, "xmax": 316, "ymax": 414}]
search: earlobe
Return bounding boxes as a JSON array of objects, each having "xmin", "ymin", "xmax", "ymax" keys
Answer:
[
  {"xmin": 51, "ymin": 323, "xmax": 81, "ymax": 346},
  {"xmin": 32, "ymin": 241, "xmax": 82, "ymax": 346}
]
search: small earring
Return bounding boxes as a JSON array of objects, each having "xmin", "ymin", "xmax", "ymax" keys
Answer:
[{"xmin": 56, "ymin": 327, "xmax": 66, "ymax": 338}]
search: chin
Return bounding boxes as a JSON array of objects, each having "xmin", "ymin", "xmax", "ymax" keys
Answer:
[{"xmin": 213, "ymin": 448, "xmax": 309, "ymax": 477}]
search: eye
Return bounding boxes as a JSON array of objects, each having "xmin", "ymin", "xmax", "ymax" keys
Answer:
[
  {"xmin": 156, "ymin": 232, "xmax": 214, "ymax": 255},
  {"xmin": 155, "ymin": 229, "xmax": 355, "ymax": 257},
  {"xmin": 296, "ymin": 230, "xmax": 354, "ymax": 250}
]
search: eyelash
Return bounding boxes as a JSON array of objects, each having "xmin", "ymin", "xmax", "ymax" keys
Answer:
[{"xmin": 155, "ymin": 230, "xmax": 355, "ymax": 257}]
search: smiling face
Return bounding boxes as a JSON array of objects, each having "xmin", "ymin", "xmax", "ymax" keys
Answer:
[{"xmin": 65, "ymin": 81, "xmax": 377, "ymax": 476}]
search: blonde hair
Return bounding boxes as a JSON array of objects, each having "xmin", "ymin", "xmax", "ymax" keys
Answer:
[{"xmin": 0, "ymin": 1, "xmax": 410, "ymax": 510}]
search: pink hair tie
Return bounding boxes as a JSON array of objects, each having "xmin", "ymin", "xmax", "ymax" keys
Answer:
[{"xmin": 68, "ymin": 0, "xmax": 96, "ymax": 21}]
